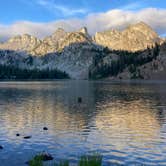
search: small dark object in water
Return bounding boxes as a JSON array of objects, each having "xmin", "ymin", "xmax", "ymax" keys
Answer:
[
  {"xmin": 41, "ymin": 153, "xmax": 54, "ymax": 161},
  {"xmin": 24, "ymin": 136, "xmax": 32, "ymax": 139},
  {"xmin": 16, "ymin": 133, "xmax": 20, "ymax": 137},
  {"xmin": 0, "ymin": 145, "xmax": 3, "ymax": 149},
  {"xmin": 43, "ymin": 127, "xmax": 48, "ymax": 130},
  {"xmin": 78, "ymin": 97, "xmax": 82, "ymax": 103},
  {"xmin": 25, "ymin": 161, "xmax": 29, "ymax": 165}
]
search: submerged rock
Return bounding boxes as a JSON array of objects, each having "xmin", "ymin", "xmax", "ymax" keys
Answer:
[
  {"xmin": 23, "ymin": 136, "xmax": 32, "ymax": 139},
  {"xmin": 43, "ymin": 127, "xmax": 48, "ymax": 130},
  {"xmin": 41, "ymin": 152, "xmax": 54, "ymax": 161},
  {"xmin": 78, "ymin": 97, "xmax": 82, "ymax": 103},
  {"xmin": 0, "ymin": 145, "xmax": 3, "ymax": 149}
]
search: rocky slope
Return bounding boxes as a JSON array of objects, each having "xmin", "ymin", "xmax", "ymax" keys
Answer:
[
  {"xmin": 0, "ymin": 27, "xmax": 92, "ymax": 56},
  {"xmin": 1, "ymin": 22, "xmax": 163, "ymax": 55},
  {"xmin": 0, "ymin": 26, "xmax": 99, "ymax": 79},
  {"xmin": 0, "ymin": 42, "xmax": 104, "ymax": 79},
  {"xmin": 0, "ymin": 34, "xmax": 42, "ymax": 54},
  {"xmin": 89, "ymin": 42, "xmax": 166, "ymax": 80},
  {"xmin": 128, "ymin": 42, "xmax": 166, "ymax": 80},
  {"xmin": 94, "ymin": 22, "xmax": 163, "ymax": 52}
]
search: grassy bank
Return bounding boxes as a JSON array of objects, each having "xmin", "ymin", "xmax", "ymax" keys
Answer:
[{"xmin": 29, "ymin": 153, "xmax": 102, "ymax": 166}]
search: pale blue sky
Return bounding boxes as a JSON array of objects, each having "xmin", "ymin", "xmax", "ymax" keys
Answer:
[
  {"xmin": 0, "ymin": 0, "xmax": 166, "ymax": 40},
  {"xmin": 0, "ymin": 0, "xmax": 165, "ymax": 23}
]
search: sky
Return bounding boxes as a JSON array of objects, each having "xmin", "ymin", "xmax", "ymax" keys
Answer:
[{"xmin": 0, "ymin": 0, "xmax": 166, "ymax": 40}]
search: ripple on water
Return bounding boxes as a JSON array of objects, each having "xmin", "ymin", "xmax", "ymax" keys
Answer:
[{"xmin": 0, "ymin": 81, "xmax": 166, "ymax": 165}]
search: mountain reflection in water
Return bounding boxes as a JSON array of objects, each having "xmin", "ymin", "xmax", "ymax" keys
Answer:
[{"xmin": 0, "ymin": 81, "xmax": 166, "ymax": 166}]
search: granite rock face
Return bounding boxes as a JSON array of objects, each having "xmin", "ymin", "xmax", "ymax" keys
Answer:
[
  {"xmin": 94, "ymin": 22, "xmax": 163, "ymax": 52},
  {"xmin": 0, "ymin": 34, "xmax": 42, "ymax": 54},
  {"xmin": 0, "ymin": 22, "xmax": 163, "ymax": 55},
  {"xmin": 0, "ymin": 27, "xmax": 92, "ymax": 56}
]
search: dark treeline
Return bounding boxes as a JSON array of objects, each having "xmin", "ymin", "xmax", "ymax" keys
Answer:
[
  {"xmin": 0, "ymin": 65, "xmax": 69, "ymax": 80},
  {"xmin": 89, "ymin": 43, "xmax": 160, "ymax": 79}
]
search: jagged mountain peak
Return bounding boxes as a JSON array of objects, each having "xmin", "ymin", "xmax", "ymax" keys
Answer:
[
  {"xmin": 128, "ymin": 21, "xmax": 150, "ymax": 28},
  {"xmin": 77, "ymin": 27, "xmax": 92, "ymax": 42},
  {"xmin": 94, "ymin": 21, "xmax": 162, "ymax": 52},
  {"xmin": 52, "ymin": 28, "xmax": 66, "ymax": 36},
  {"xmin": 0, "ymin": 33, "xmax": 41, "ymax": 53},
  {"xmin": 96, "ymin": 28, "xmax": 120, "ymax": 37},
  {"xmin": 79, "ymin": 27, "xmax": 88, "ymax": 34},
  {"xmin": 32, "ymin": 27, "xmax": 92, "ymax": 55},
  {"xmin": 0, "ymin": 22, "xmax": 163, "ymax": 55},
  {"xmin": 22, "ymin": 33, "xmax": 34, "ymax": 37},
  {"xmin": 7, "ymin": 33, "xmax": 40, "ymax": 43},
  {"xmin": 125, "ymin": 21, "xmax": 158, "ymax": 37},
  {"xmin": 55, "ymin": 27, "xmax": 65, "ymax": 32},
  {"xmin": 43, "ymin": 27, "xmax": 67, "ymax": 43},
  {"xmin": 0, "ymin": 22, "xmax": 166, "ymax": 80}
]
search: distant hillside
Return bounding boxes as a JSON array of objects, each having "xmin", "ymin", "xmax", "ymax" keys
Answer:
[{"xmin": 89, "ymin": 42, "xmax": 166, "ymax": 80}]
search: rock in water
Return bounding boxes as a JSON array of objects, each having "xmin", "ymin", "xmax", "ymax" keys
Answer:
[
  {"xmin": 43, "ymin": 127, "xmax": 48, "ymax": 130},
  {"xmin": 24, "ymin": 136, "xmax": 32, "ymax": 139},
  {"xmin": 0, "ymin": 145, "xmax": 3, "ymax": 149},
  {"xmin": 78, "ymin": 97, "xmax": 82, "ymax": 103},
  {"xmin": 41, "ymin": 153, "xmax": 54, "ymax": 161}
]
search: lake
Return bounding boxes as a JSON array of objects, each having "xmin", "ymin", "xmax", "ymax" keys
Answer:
[{"xmin": 0, "ymin": 80, "xmax": 166, "ymax": 166}]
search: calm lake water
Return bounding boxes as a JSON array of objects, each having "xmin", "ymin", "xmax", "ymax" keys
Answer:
[{"xmin": 0, "ymin": 80, "xmax": 166, "ymax": 166}]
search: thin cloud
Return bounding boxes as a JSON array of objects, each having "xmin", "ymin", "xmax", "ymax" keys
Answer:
[
  {"xmin": 0, "ymin": 8, "xmax": 166, "ymax": 41},
  {"xmin": 118, "ymin": 2, "xmax": 145, "ymax": 11},
  {"xmin": 37, "ymin": 0, "xmax": 88, "ymax": 16}
]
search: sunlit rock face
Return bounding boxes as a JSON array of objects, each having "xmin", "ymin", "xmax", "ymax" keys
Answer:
[
  {"xmin": 53, "ymin": 27, "xmax": 92, "ymax": 53},
  {"xmin": 34, "ymin": 28, "xmax": 69, "ymax": 55},
  {"xmin": 0, "ymin": 34, "xmax": 42, "ymax": 53},
  {"xmin": 94, "ymin": 22, "xmax": 163, "ymax": 52},
  {"xmin": 0, "ymin": 22, "xmax": 163, "ymax": 56},
  {"xmin": 42, "ymin": 27, "xmax": 91, "ymax": 53},
  {"xmin": 0, "ymin": 22, "xmax": 163, "ymax": 55},
  {"xmin": 43, "ymin": 28, "xmax": 68, "ymax": 47},
  {"xmin": 0, "ymin": 27, "xmax": 92, "ymax": 56}
]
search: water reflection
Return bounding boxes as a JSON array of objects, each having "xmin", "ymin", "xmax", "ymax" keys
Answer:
[
  {"xmin": 0, "ymin": 81, "xmax": 166, "ymax": 165},
  {"xmin": 96, "ymin": 99, "xmax": 160, "ymax": 147}
]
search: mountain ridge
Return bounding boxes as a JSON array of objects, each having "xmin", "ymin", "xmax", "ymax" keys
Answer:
[
  {"xmin": 94, "ymin": 22, "xmax": 163, "ymax": 52},
  {"xmin": 0, "ymin": 22, "xmax": 164, "ymax": 56},
  {"xmin": 0, "ymin": 22, "xmax": 166, "ymax": 80}
]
